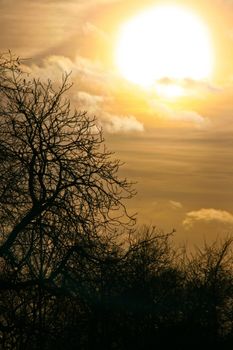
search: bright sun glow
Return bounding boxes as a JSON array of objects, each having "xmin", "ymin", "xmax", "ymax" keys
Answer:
[{"xmin": 115, "ymin": 5, "xmax": 214, "ymax": 97}]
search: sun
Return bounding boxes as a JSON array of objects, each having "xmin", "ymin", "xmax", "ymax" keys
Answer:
[{"xmin": 115, "ymin": 5, "xmax": 214, "ymax": 96}]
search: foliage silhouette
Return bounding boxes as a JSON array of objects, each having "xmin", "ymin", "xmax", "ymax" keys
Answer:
[{"xmin": 0, "ymin": 54, "xmax": 233, "ymax": 349}]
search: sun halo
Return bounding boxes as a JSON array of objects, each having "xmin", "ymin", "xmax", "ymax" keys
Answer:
[{"xmin": 115, "ymin": 5, "xmax": 214, "ymax": 98}]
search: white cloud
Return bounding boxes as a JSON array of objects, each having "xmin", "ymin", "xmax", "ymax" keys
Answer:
[
  {"xmin": 26, "ymin": 55, "xmax": 112, "ymax": 85},
  {"xmin": 149, "ymin": 100, "xmax": 208, "ymax": 125},
  {"xmin": 158, "ymin": 77, "xmax": 221, "ymax": 94},
  {"xmin": 76, "ymin": 91, "xmax": 105, "ymax": 107},
  {"xmin": 182, "ymin": 78, "xmax": 222, "ymax": 93},
  {"xmin": 174, "ymin": 111, "xmax": 206, "ymax": 124},
  {"xmin": 75, "ymin": 91, "xmax": 144, "ymax": 133},
  {"xmin": 82, "ymin": 22, "xmax": 109, "ymax": 42},
  {"xmin": 24, "ymin": 56, "xmax": 144, "ymax": 134},
  {"xmin": 101, "ymin": 114, "xmax": 144, "ymax": 133},
  {"xmin": 74, "ymin": 90, "xmax": 144, "ymax": 134},
  {"xmin": 183, "ymin": 208, "xmax": 233, "ymax": 229},
  {"xmin": 169, "ymin": 200, "xmax": 183, "ymax": 209}
]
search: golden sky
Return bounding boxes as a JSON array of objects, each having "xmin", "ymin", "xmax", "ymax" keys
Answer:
[{"xmin": 1, "ymin": 0, "xmax": 233, "ymax": 247}]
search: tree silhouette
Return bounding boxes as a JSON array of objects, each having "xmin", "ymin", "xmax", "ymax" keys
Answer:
[
  {"xmin": 1, "ymin": 53, "xmax": 233, "ymax": 350},
  {"xmin": 0, "ymin": 53, "xmax": 135, "ymax": 348},
  {"xmin": 0, "ymin": 53, "xmax": 135, "ymax": 284}
]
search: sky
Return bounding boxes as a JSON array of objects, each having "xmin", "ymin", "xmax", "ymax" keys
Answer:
[{"xmin": 1, "ymin": 0, "xmax": 233, "ymax": 247}]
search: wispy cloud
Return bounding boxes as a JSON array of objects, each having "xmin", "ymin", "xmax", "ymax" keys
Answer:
[
  {"xmin": 169, "ymin": 200, "xmax": 183, "ymax": 209},
  {"xmin": 101, "ymin": 114, "xmax": 144, "ymax": 133},
  {"xmin": 24, "ymin": 54, "xmax": 145, "ymax": 134},
  {"xmin": 183, "ymin": 208, "xmax": 233, "ymax": 229},
  {"xmin": 173, "ymin": 111, "xmax": 207, "ymax": 124},
  {"xmin": 76, "ymin": 91, "xmax": 106, "ymax": 108},
  {"xmin": 0, "ymin": 0, "xmax": 118, "ymax": 57},
  {"xmin": 82, "ymin": 22, "xmax": 110, "ymax": 42},
  {"xmin": 149, "ymin": 100, "xmax": 208, "ymax": 126},
  {"xmin": 157, "ymin": 77, "xmax": 221, "ymax": 94},
  {"xmin": 26, "ymin": 55, "xmax": 115, "ymax": 89},
  {"xmin": 76, "ymin": 91, "xmax": 143, "ymax": 133}
]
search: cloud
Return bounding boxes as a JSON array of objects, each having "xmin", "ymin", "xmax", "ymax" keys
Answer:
[
  {"xmin": 183, "ymin": 208, "xmax": 233, "ymax": 229},
  {"xmin": 24, "ymin": 54, "xmax": 145, "ymax": 134},
  {"xmin": 0, "ymin": 0, "xmax": 118, "ymax": 58},
  {"xmin": 169, "ymin": 200, "xmax": 183, "ymax": 210},
  {"xmin": 82, "ymin": 22, "xmax": 110, "ymax": 42},
  {"xmin": 101, "ymin": 114, "xmax": 144, "ymax": 133},
  {"xmin": 174, "ymin": 111, "xmax": 206, "ymax": 124},
  {"xmin": 23, "ymin": 54, "xmax": 212, "ymax": 132},
  {"xmin": 27, "ymin": 55, "xmax": 108, "ymax": 83},
  {"xmin": 149, "ymin": 100, "xmax": 208, "ymax": 126},
  {"xmin": 75, "ymin": 91, "xmax": 144, "ymax": 133},
  {"xmin": 76, "ymin": 91, "xmax": 105, "ymax": 107},
  {"xmin": 26, "ymin": 54, "xmax": 124, "ymax": 96},
  {"xmin": 0, "ymin": 1, "xmax": 83, "ymax": 57},
  {"xmin": 157, "ymin": 77, "xmax": 221, "ymax": 94},
  {"xmin": 182, "ymin": 79, "xmax": 222, "ymax": 93}
]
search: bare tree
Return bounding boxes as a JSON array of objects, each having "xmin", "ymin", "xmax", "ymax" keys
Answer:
[
  {"xmin": 184, "ymin": 238, "xmax": 233, "ymax": 344},
  {"xmin": 0, "ymin": 53, "xmax": 135, "ymax": 290}
]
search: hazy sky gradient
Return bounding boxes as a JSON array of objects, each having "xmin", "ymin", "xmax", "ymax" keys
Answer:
[{"xmin": 1, "ymin": 0, "xmax": 233, "ymax": 247}]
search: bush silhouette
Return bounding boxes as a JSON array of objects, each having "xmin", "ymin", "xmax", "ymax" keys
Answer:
[{"xmin": 0, "ymin": 54, "xmax": 233, "ymax": 349}]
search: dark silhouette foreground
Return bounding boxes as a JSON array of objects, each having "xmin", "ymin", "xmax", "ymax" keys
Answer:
[{"xmin": 0, "ymin": 54, "xmax": 233, "ymax": 349}]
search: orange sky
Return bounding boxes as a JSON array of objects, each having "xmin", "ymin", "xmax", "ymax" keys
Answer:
[{"xmin": 1, "ymin": 0, "xmax": 233, "ymax": 248}]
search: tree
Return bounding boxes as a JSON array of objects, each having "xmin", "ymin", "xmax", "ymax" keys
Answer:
[
  {"xmin": 0, "ymin": 52, "xmax": 136, "ymax": 348},
  {"xmin": 1, "ymin": 53, "xmax": 233, "ymax": 350},
  {"xmin": 0, "ymin": 52, "xmax": 135, "ymax": 290},
  {"xmin": 184, "ymin": 238, "xmax": 233, "ymax": 345}
]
